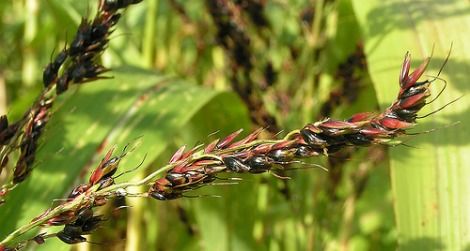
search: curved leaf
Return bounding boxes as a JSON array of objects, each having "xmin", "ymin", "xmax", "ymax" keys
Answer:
[{"xmin": 352, "ymin": 1, "xmax": 470, "ymax": 250}]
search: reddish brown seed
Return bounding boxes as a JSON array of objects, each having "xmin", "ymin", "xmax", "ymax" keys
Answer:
[
  {"xmin": 171, "ymin": 159, "xmax": 190, "ymax": 173},
  {"xmin": 348, "ymin": 112, "xmax": 374, "ymax": 123},
  {"xmin": 399, "ymin": 52, "xmax": 411, "ymax": 86},
  {"xmin": 252, "ymin": 143, "xmax": 274, "ymax": 154},
  {"xmin": 380, "ymin": 117, "xmax": 413, "ymax": 129},
  {"xmin": 169, "ymin": 145, "xmax": 186, "ymax": 163},
  {"xmin": 89, "ymin": 148, "xmax": 116, "ymax": 185},
  {"xmin": 181, "ymin": 145, "xmax": 201, "ymax": 160},
  {"xmin": 402, "ymin": 57, "xmax": 430, "ymax": 91},
  {"xmin": 204, "ymin": 139, "xmax": 219, "ymax": 153},
  {"xmin": 272, "ymin": 140, "xmax": 296, "ymax": 150},
  {"xmin": 359, "ymin": 127, "xmax": 388, "ymax": 136},
  {"xmin": 89, "ymin": 168, "xmax": 104, "ymax": 186},
  {"xmin": 96, "ymin": 148, "xmax": 115, "ymax": 170},
  {"xmin": 102, "ymin": 147, "xmax": 115, "ymax": 162},
  {"xmin": 398, "ymin": 92, "xmax": 428, "ymax": 109},
  {"xmin": 319, "ymin": 120, "xmax": 358, "ymax": 130},
  {"xmin": 230, "ymin": 128, "xmax": 263, "ymax": 148},
  {"xmin": 217, "ymin": 129, "xmax": 243, "ymax": 149},
  {"xmin": 297, "ymin": 136, "xmax": 308, "ymax": 145},
  {"xmin": 149, "ymin": 178, "xmax": 175, "ymax": 198},
  {"xmin": 155, "ymin": 177, "xmax": 171, "ymax": 188},
  {"xmin": 191, "ymin": 159, "xmax": 221, "ymax": 167}
]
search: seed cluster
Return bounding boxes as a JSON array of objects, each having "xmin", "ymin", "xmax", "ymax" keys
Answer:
[
  {"xmin": 148, "ymin": 53, "xmax": 434, "ymax": 200},
  {"xmin": 44, "ymin": 0, "xmax": 143, "ymax": 94},
  {"xmin": 12, "ymin": 99, "xmax": 53, "ymax": 184},
  {"xmin": 42, "ymin": 147, "xmax": 125, "ymax": 229},
  {"xmin": 0, "ymin": 96, "xmax": 55, "ymax": 189},
  {"xmin": 18, "ymin": 146, "xmax": 128, "ymax": 247},
  {"xmin": 56, "ymin": 207, "xmax": 103, "ymax": 244}
]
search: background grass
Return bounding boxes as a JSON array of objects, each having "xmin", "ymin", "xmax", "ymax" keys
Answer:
[{"xmin": 0, "ymin": 0, "xmax": 468, "ymax": 250}]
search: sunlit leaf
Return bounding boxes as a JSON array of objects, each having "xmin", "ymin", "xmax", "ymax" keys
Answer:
[{"xmin": 352, "ymin": 1, "xmax": 470, "ymax": 250}]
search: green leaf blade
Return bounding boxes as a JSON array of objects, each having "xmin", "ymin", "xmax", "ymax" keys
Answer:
[{"xmin": 351, "ymin": 1, "xmax": 470, "ymax": 250}]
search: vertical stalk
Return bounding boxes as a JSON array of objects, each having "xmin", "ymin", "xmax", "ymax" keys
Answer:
[
  {"xmin": 309, "ymin": 0, "xmax": 325, "ymax": 48},
  {"xmin": 142, "ymin": 0, "xmax": 158, "ymax": 67},
  {"xmin": 126, "ymin": 2, "xmax": 159, "ymax": 249},
  {"xmin": 22, "ymin": 0, "xmax": 38, "ymax": 87},
  {"xmin": 125, "ymin": 173, "xmax": 146, "ymax": 251}
]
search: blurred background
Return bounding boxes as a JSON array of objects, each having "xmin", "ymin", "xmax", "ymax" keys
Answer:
[{"xmin": 0, "ymin": 0, "xmax": 469, "ymax": 250}]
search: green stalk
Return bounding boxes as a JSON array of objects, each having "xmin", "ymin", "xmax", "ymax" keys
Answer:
[
  {"xmin": 22, "ymin": 0, "xmax": 38, "ymax": 87},
  {"xmin": 142, "ymin": 0, "xmax": 158, "ymax": 67},
  {"xmin": 127, "ymin": 2, "xmax": 158, "ymax": 247}
]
